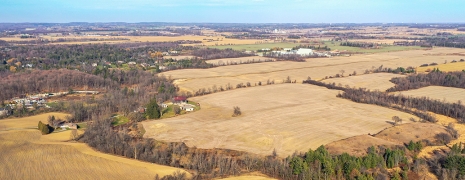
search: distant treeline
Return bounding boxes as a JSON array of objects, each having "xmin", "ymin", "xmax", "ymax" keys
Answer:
[
  {"xmin": 191, "ymin": 48, "xmax": 253, "ymax": 60},
  {"xmin": 340, "ymin": 41, "xmax": 378, "ymax": 48},
  {"xmin": 0, "ymin": 42, "xmax": 194, "ymax": 72}
]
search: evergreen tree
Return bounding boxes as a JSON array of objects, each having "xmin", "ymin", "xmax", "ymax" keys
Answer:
[
  {"xmin": 38, "ymin": 121, "xmax": 50, "ymax": 135},
  {"xmin": 145, "ymin": 98, "xmax": 160, "ymax": 119}
]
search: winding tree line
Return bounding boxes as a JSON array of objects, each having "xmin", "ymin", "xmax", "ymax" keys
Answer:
[
  {"xmin": 304, "ymin": 78, "xmax": 465, "ymax": 123},
  {"xmin": 338, "ymin": 88, "xmax": 465, "ymax": 123}
]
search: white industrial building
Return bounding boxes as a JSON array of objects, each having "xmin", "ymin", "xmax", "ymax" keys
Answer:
[{"xmin": 271, "ymin": 48, "xmax": 314, "ymax": 57}]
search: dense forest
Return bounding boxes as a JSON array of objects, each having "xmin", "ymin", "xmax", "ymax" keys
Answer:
[
  {"xmin": 0, "ymin": 42, "xmax": 194, "ymax": 72},
  {"xmin": 387, "ymin": 71, "xmax": 465, "ymax": 92},
  {"xmin": 0, "ymin": 69, "xmax": 117, "ymax": 102},
  {"xmin": 0, "ymin": 69, "xmax": 177, "ymax": 122},
  {"xmin": 340, "ymin": 42, "xmax": 379, "ymax": 48},
  {"xmin": 424, "ymin": 36, "xmax": 465, "ymax": 49}
]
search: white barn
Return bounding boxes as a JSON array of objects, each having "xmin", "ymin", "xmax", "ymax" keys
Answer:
[{"xmin": 296, "ymin": 48, "xmax": 314, "ymax": 56}]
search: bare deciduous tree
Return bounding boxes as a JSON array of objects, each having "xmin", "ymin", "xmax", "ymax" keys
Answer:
[{"xmin": 232, "ymin": 106, "xmax": 241, "ymax": 117}]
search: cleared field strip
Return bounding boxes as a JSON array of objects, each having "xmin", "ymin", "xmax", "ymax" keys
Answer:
[
  {"xmin": 322, "ymin": 73, "xmax": 405, "ymax": 91},
  {"xmin": 142, "ymin": 84, "xmax": 417, "ymax": 156},
  {"xmin": 417, "ymin": 61, "xmax": 465, "ymax": 72},
  {"xmin": 162, "ymin": 48, "xmax": 465, "ymax": 92},
  {"xmin": 396, "ymin": 86, "xmax": 465, "ymax": 104},
  {"xmin": 0, "ymin": 114, "xmax": 188, "ymax": 180},
  {"xmin": 206, "ymin": 56, "xmax": 275, "ymax": 65}
]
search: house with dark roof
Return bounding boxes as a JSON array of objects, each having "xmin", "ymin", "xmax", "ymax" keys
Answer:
[{"xmin": 173, "ymin": 96, "xmax": 188, "ymax": 104}]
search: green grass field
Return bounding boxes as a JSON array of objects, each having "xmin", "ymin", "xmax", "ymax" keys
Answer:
[
  {"xmin": 323, "ymin": 41, "xmax": 427, "ymax": 53},
  {"xmin": 77, "ymin": 122, "xmax": 88, "ymax": 129},
  {"xmin": 210, "ymin": 42, "xmax": 300, "ymax": 51},
  {"xmin": 112, "ymin": 115, "xmax": 129, "ymax": 126}
]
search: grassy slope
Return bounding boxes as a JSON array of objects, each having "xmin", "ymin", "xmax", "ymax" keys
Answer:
[{"xmin": 0, "ymin": 113, "xmax": 190, "ymax": 179}]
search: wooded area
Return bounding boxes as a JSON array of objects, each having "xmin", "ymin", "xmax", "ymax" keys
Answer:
[{"xmin": 387, "ymin": 71, "xmax": 465, "ymax": 92}]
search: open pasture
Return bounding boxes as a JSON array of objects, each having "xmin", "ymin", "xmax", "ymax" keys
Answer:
[
  {"xmin": 163, "ymin": 47, "xmax": 465, "ymax": 93},
  {"xmin": 322, "ymin": 73, "xmax": 405, "ymax": 91},
  {"xmin": 396, "ymin": 86, "xmax": 465, "ymax": 104},
  {"xmin": 142, "ymin": 84, "xmax": 417, "ymax": 156}
]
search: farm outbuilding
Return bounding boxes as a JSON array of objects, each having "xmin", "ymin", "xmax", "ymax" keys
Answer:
[
  {"xmin": 60, "ymin": 123, "xmax": 77, "ymax": 130},
  {"xmin": 181, "ymin": 104, "xmax": 194, "ymax": 112},
  {"xmin": 296, "ymin": 48, "xmax": 314, "ymax": 56}
]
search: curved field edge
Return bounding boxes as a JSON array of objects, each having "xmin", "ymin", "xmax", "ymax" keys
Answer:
[
  {"xmin": 0, "ymin": 114, "xmax": 189, "ymax": 180},
  {"xmin": 142, "ymin": 83, "xmax": 419, "ymax": 156}
]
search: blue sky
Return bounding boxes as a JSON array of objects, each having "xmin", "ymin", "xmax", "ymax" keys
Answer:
[{"xmin": 1, "ymin": 0, "xmax": 464, "ymax": 23}]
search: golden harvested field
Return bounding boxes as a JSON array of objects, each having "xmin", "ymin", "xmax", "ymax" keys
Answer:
[
  {"xmin": 396, "ymin": 86, "xmax": 465, "ymax": 104},
  {"xmin": 374, "ymin": 123, "xmax": 450, "ymax": 145},
  {"xmin": 0, "ymin": 112, "xmax": 69, "ymax": 130},
  {"xmin": 0, "ymin": 114, "xmax": 188, "ymax": 180},
  {"xmin": 417, "ymin": 61, "xmax": 465, "ymax": 72},
  {"xmin": 142, "ymin": 84, "xmax": 417, "ymax": 156},
  {"xmin": 322, "ymin": 73, "xmax": 405, "ymax": 91},
  {"xmin": 326, "ymin": 135, "xmax": 401, "ymax": 156},
  {"xmin": 162, "ymin": 47, "xmax": 465, "ymax": 93},
  {"xmin": 326, "ymin": 122, "xmax": 450, "ymax": 157},
  {"xmin": 206, "ymin": 56, "xmax": 275, "ymax": 65},
  {"xmin": 418, "ymin": 113, "xmax": 465, "ymax": 159}
]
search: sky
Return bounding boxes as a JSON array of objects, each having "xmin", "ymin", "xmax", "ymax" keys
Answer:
[{"xmin": 1, "ymin": 0, "xmax": 464, "ymax": 23}]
